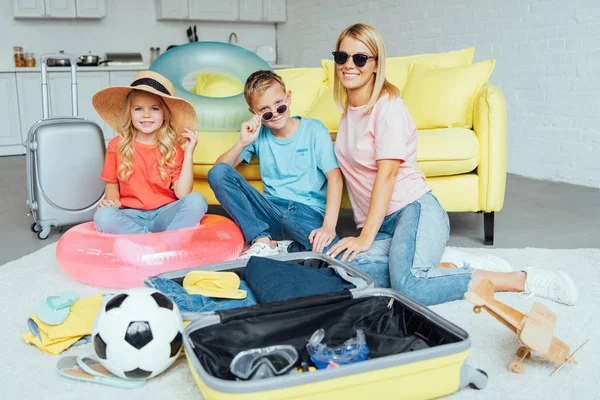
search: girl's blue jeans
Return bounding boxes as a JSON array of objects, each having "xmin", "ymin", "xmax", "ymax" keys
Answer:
[
  {"xmin": 347, "ymin": 192, "xmax": 473, "ymax": 306},
  {"xmin": 93, "ymin": 192, "xmax": 208, "ymax": 234}
]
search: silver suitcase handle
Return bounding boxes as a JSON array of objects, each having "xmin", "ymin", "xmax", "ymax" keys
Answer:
[{"xmin": 39, "ymin": 53, "xmax": 79, "ymax": 119}]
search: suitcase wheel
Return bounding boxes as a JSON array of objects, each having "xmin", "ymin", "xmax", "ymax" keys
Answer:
[
  {"xmin": 31, "ymin": 223, "xmax": 41, "ymax": 233},
  {"xmin": 37, "ymin": 227, "xmax": 51, "ymax": 240}
]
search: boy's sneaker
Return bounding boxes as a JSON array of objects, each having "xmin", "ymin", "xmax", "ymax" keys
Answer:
[
  {"xmin": 276, "ymin": 240, "xmax": 294, "ymax": 254},
  {"xmin": 238, "ymin": 242, "xmax": 279, "ymax": 260},
  {"xmin": 441, "ymin": 248, "xmax": 514, "ymax": 273},
  {"xmin": 522, "ymin": 267, "xmax": 579, "ymax": 306}
]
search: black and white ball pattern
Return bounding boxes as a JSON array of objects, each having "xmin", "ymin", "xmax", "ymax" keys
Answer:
[{"xmin": 92, "ymin": 288, "xmax": 184, "ymax": 380}]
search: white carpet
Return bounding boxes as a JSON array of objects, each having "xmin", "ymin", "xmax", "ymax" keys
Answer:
[{"xmin": 1, "ymin": 244, "xmax": 599, "ymax": 400}]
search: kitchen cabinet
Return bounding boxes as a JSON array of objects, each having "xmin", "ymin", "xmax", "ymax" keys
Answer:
[
  {"xmin": 155, "ymin": 0, "xmax": 188, "ymax": 20},
  {"xmin": 238, "ymin": 0, "xmax": 262, "ymax": 21},
  {"xmin": 0, "ymin": 74, "xmax": 24, "ymax": 156},
  {"xmin": 16, "ymin": 71, "xmax": 112, "ymax": 146},
  {"xmin": 189, "ymin": 0, "xmax": 238, "ymax": 21},
  {"xmin": 239, "ymin": 0, "xmax": 285, "ymax": 22},
  {"xmin": 13, "ymin": 0, "xmax": 106, "ymax": 19},
  {"xmin": 75, "ymin": 0, "xmax": 106, "ymax": 18},
  {"xmin": 263, "ymin": 0, "xmax": 285, "ymax": 22},
  {"xmin": 155, "ymin": 0, "xmax": 286, "ymax": 22},
  {"xmin": 108, "ymin": 71, "xmax": 140, "ymax": 88}
]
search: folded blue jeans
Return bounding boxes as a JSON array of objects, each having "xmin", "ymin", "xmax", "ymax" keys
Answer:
[{"xmin": 145, "ymin": 276, "xmax": 257, "ymax": 312}]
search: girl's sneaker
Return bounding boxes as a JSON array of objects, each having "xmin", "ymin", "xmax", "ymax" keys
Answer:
[
  {"xmin": 441, "ymin": 248, "xmax": 514, "ymax": 273},
  {"xmin": 522, "ymin": 267, "xmax": 579, "ymax": 306}
]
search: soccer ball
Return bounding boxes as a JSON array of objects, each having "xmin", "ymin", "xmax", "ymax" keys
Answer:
[{"xmin": 92, "ymin": 287, "xmax": 184, "ymax": 380}]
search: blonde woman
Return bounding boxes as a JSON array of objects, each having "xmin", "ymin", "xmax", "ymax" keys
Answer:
[
  {"xmin": 327, "ymin": 24, "xmax": 578, "ymax": 306},
  {"xmin": 92, "ymin": 71, "xmax": 207, "ymax": 234}
]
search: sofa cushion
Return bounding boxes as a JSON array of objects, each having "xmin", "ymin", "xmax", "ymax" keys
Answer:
[
  {"xmin": 193, "ymin": 131, "xmax": 241, "ymax": 164},
  {"xmin": 416, "ymin": 128, "xmax": 480, "ymax": 177},
  {"xmin": 402, "ymin": 59, "xmax": 495, "ymax": 130},
  {"xmin": 321, "ymin": 47, "xmax": 475, "ymax": 89},
  {"xmin": 386, "ymin": 47, "xmax": 475, "ymax": 92},
  {"xmin": 305, "ymin": 85, "xmax": 341, "ymax": 132},
  {"xmin": 276, "ymin": 67, "xmax": 327, "ymax": 117}
]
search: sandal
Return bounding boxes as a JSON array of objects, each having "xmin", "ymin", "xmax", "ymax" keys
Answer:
[
  {"xmin": 57, "ymin": 354, "xmax": 147, "ymax": 389},
  {"xmin": 37, "ymin": 290, "xmax": 79, "ymax": 325}
]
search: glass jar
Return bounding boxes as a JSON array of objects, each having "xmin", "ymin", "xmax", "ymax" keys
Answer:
[
  {"xmin": 25, "ymin": 53, "xmax": 36, "ymax": 67},
  {"xmin": 13, "ymin": 46, "xmax": 25, "ymax": 67}
]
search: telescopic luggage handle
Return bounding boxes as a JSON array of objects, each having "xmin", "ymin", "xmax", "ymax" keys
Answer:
[{"xmin": 39, "ymin": 53, "xmax": 79, "ymax": 119}]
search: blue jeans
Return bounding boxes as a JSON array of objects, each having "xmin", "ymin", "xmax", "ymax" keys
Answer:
[
  {"xmin": 145, "ymin": 276, "xmax": 257, "ymax": 312},
  {"xmin": 347, "ymin": 192, "xmax": 473, "ymax": 306},
  {"xmin": 93, "ymin": 192, "xmax": 208, "ymax": 234},
  {"xmin": 207, "ymin": 162, "xmax": 339, "ymax": 252}
]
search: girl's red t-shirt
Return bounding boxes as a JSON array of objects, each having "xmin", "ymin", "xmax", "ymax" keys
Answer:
[{"xmin": 101, "ymin": 136, "xmax": 183, "ymax": 210}]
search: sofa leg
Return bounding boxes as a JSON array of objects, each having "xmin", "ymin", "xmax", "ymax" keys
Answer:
[{"xmin": 483, "ymin": 212, "xmax": 494, "ymax": 246}]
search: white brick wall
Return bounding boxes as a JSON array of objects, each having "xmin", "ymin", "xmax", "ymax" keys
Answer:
[{"xmin": 277, "ymin": 0, "xmax": 600, "ymax": 188}]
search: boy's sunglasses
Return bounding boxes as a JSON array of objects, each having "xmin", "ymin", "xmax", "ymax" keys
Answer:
[
  {"xmin": 258, "ymin": 104, "xmax": 288, "ymax": 121},
  {"xmin": 332, "ymin": 51, "xmax": 377, "ymax": 68}
]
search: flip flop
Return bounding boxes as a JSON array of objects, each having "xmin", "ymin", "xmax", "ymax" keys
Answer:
[
  {"xmin": 37, "ymin": 290, "xmax": 79, "ymax": 325},
  {"xmin": 57, "ymin": 354, "xmax": 146, "ymax": 389}
]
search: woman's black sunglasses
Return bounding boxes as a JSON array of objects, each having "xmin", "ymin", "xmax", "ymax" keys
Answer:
[
  {"xmin": 259, "ymin": 104, "xmax": 288, "ymax": 121},
  {"xmin": 332, "ymin": 51, "xmax": 377, "ymax": 67}
]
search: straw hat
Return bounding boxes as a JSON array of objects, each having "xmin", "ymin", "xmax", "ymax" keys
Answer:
[{"xmin": 92, "ymin": 70, "xmax": 197, "ymax": 135}]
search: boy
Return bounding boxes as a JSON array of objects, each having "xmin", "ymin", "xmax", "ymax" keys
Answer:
[{"xmin": 207, "ymin": 70, "xmax": 343, "ymax": 259}]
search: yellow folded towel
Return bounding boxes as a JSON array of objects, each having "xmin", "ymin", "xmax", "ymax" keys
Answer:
[
  {"xmin": 22, "ymin": 294, "xmax": 103, "ymax": 355},
  {"xmin": 183, "ymin": 271, "xmax": 247, "ymax": 299}
]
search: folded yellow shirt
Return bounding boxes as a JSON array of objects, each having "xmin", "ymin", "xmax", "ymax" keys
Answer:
[
  {"xmin": 22, "ymin": 294, "xmax": 103, "ymax": 355},
  {"xmin": 183, "ymin": 271, "xmax": 247, "ymax": 299}
]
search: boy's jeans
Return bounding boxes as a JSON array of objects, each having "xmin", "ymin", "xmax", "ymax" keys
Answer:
[
  {"xmin": 347, "ymin": 192, "xmax": 473, "ymax": 306},
  {"xmin": 93, "ymin": 192, "xmax": 208, "ymax": 234},
  {"xmin": 207, "ymin": 162, "xmax": 339, "ymax": 252}
]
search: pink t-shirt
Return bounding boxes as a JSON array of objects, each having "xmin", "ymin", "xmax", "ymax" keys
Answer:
[{"xmin": 335, "ymin": 94, "xmax": 430, "ymax": 228}]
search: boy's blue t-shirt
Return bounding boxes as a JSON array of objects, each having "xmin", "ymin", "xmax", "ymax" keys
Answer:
[{"xmin": 240, "ymin": 117, "xmax": 339, "ymax": 215}]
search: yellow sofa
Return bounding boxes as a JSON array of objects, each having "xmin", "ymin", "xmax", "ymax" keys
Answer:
[{"xmin": 190, "ymin": 48, "xmax": 507, "ymax": 245}]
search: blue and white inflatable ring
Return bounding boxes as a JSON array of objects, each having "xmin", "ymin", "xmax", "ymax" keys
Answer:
[{"xmin": 150, "ymin": 42, "xmax": 272, "ymax": 131}]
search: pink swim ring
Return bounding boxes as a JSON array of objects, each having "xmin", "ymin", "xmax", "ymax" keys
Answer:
[{"xmin": 56, "ymin": 214, "xmax": 244, "ymax": 288}]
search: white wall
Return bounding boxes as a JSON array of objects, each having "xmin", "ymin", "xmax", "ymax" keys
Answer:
[
  {"xmin": 277, "ymin": 0, "xmax": 600, "ymax": 188},
  {"xmin": 2, "ymin": 0, "xmax": 276, "ymax": 69}
]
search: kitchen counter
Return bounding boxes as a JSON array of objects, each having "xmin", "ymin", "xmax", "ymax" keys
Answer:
[
  {"xmin": 2, "ymin": 64, "xmax": 294, "ymax": 73},
  {"xmin": 0, "ymin": 65, "xmax": 150, "ymax": 73}
]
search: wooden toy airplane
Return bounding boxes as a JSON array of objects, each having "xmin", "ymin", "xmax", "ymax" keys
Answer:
[{"xmin": 465, "ymin": 279, "xmax": 589, "ymax": 375}]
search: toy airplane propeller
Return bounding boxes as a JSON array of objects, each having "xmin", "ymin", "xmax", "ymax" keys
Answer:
[{"xmin": 465, "ymin": 279, "xmax": 589, "ymax": 375}]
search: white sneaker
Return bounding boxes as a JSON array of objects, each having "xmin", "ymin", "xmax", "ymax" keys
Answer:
[
  {"xmin": 276, "ymin": 240, "xmax": 294, "ymax": 254},
  {"xmin": 441, "ymin": 248, "xmax": 514, "ymax": 273},
  {"xmin": 238, "ymin": 242, "xmax": 279, "ymax": 260},
  {"xmin": 523, "ymin": 267, "xmax": 579, "ymax": 306}
]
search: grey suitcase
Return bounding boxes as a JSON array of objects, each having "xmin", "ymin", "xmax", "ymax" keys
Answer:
[{"xmin": 26, "ymin": 53, "xmax": 106, "ymax": 240}]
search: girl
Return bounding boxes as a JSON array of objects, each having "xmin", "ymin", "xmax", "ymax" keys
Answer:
[
  {"xmin": 92, "ymin": 71, "xmax": 207, "ymax": 235},
  {"xmin": 326, "ymin": 24, "xmax": 578, "ymax": 306}
]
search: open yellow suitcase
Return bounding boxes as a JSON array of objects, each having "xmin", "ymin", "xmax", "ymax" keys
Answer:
[{"xmin": 149, "ymin": 253, "xmax": 487, "ymax": 399}]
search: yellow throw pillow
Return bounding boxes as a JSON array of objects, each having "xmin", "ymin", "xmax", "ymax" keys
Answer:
[
  {"xmin": 386, "ymin": 47, "xmax": 475, "ymax": 92},
  {"xmin": 195, "ymin": 74, "xmax": 244, "ymax": 97},
  {"xmin": 305, "ymin": 85, "xmax": 341, "ymax": 132},
  {"xmin": 322, "ymin": 59, "xmax": 335, "ymax": 87},
  {"xmin": 402, "ymin": 59, "xmax": 496, "ymax": 130},
  {"xmin": 276, "ymin": 68, "xmax": 327, "ymax": 117},
  {"xmin": 321, "ymin": 47, "xmax": 475, "ymax": 88}
]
